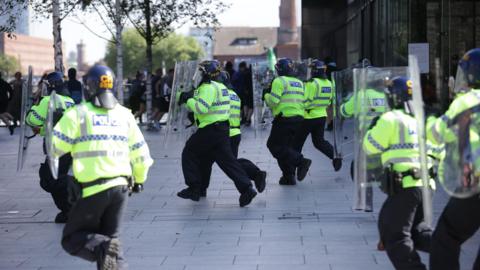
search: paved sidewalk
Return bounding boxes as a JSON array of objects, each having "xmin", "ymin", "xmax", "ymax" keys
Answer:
[{"xmin": 0, "ymin": 125, "xmax": 477, "ymax": 270}]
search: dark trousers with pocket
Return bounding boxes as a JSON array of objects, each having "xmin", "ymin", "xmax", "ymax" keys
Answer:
[
  {"xmin": 201, "ymin": 134, "xmax": 262, "ymax": 190},
  {"xmin": 266, "ymin": 116, "xmax": 304, "ymax": 177},
  {"xmin": 182, "ymin": 121, "xmax": 252, "ymax": 193},
  {"xmin": 62, "ymin": 185, "xmax": 128, "ymax": 266},
  {"xmin": 293, "ymin": 117, "xmax": 334, "ymax": 160},
  {"xmin": 430, "ymin": 195, "xmax": 480, "ymax": 270},
  {"xmin": 378, "ymin": 187, "xmax": 432, "ymax": 270}
]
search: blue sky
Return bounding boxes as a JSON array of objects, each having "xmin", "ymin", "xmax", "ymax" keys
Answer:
[{"xmin": 29, "ymin": 0, "xmax": 302, "ymax": 64}]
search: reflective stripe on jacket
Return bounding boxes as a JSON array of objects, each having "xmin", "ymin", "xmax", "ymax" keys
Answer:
[
  {"xmin": 228, "ymin": 89, "xmax": 241, "ymax": 137},
  {"xmin": 26, "ymin": 94, "xmax": 75, "ymax": 136}
]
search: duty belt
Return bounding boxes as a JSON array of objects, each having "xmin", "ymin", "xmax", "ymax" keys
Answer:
[{"xmin": 81, "ymin": 176, "xmax": 128, "ymax": 189}]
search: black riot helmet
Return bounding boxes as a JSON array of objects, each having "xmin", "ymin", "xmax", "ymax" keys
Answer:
[
  {"xmin": 45, "ymin": 71, "xmax": 65, "ymax": 95},
  {"xmin": 84, "ymin": 65, "xmax": 117, "ymax": 109},
  {"xmin": 385, "ymin": 76, "xmax": 413, "ymax": 110},
  {"xmin": 310, "ymin": 59, "xmax": 327, "ymax": 79}
]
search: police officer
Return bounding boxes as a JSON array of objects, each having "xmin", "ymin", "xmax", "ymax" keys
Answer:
[
  {"xmin": 363, "ymin": 77, "xmax": 433, "ymax": 270},
  {"xmin": 177, "ymin": 60, "xmax": 258, "ymax": 207},
  {"xmin": 26, "ymin": 71, "xmax": 76, "ymax": 223},
  {"xmin": 200, "ymin": 71, "xmax": 267, "ymax": 196},
  {"xmin": 293, "ymin": 60, "xmax": 342, "ymax": 172},
  {"xmin": 428, "ymin": 48, "xmax": 480, "ymax": 270},
  {"xmin": 52, "ymin": 65, "xmax": 153, "ymax": 269},
  {"xmin": 264, "ymin": 58, "xmax": 311, "ymax": 185}
]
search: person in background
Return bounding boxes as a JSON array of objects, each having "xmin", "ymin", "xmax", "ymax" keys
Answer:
[
  {"xmin": 225, "ymin": 61, "xmax": 236, "ymax": 80},
  {"xmin": 0, "ymin": 71, "xmax": 13, "ymax": 114},
  {"xmin": 129, "ymin": 71, "xmax": 147, "ymax": 124},
  {"xmin": 6, "ymin": 72, "xmax": 23, "ymax": 135},
  {"xmin": 66, "ymin": 68, "xmax": 83, "ymax": 104},
  {"xmin": 149, "ymin": 68, "xmax": 164, "ymax": 130}
]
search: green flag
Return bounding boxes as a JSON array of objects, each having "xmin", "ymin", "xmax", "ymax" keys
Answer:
[{"xmin": 266, "ymin": 48, "xmax": 277, "ymax": 71}]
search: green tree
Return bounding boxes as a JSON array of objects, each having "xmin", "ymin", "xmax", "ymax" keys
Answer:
[
  {"xmin": 104, "ymin": 29, "xmax": 204, "ymax": 78},
  {"xmin": 0, "ymin": 54, "xmax": 20, "ymax": 77}
]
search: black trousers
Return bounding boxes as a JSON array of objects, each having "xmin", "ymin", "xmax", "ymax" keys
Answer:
[
  {"xmin": 430, "ymin": 195, "xmax": 480, "ymax": 270},
  {"xmin": 378, "ymin": 187, "xmax": 432, "ymax": 270},
  {"xmin": 201, "ymin": 134, "xmax": 262, "ymax": 190},
  {"xmin": 293, "ymin": 117, "xmax": 334, "ymax": 160},
  {"xmin": 39, "ymin": 154, "xmax": 78, "ymax": 213},
  {"xmin": 62, "ymin": 185, "xmax": 128, "ymax": 266},
  {"xmin": 182, "ymin": 121, "xmax": 252, "ymax": 193},
  {"xmin": 266, "ymin": 116, "xmax": 303, "ymax": 177}
]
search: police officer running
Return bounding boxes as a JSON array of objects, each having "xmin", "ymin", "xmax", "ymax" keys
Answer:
[
  {"xmin": 200, "ymin": 71, "xmax": 267, "ymax": 196},
  {"xmin": 177, "ymin": 60, "xmax": 258, "ymax": 207},
  {"xmin": 363, "ymin": 77, "xmax": 433, "ymax": 270},
  {"xmin": 264, "ymin": 58, "xmax": 311, "ymax": 185},
  {"xmin": 52, "ymin": 65, "xmax": 153, "ymax": 269},
  {"xmin": 428, "ymin": 48, "xmax": 480, "ymax": 270},
  {"xmin": 26, "ymin": 71, "xmax": 76, "ymax": 223},
  {"xmin": 293, "ymin": 60, "xmax": 342, "ymax": 172}
]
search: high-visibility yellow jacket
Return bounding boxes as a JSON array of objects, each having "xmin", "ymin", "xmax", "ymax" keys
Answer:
[
  {"xmin": 265, "ymin": 76, "xmax": 305, "ymax": 118},
  {"xmin": 52, "ymin": 102, "xmax": 153, "ymax": 198},
  {"xmin": 26, "ymin": 94, "xmax": 75, "ymax": 136},
  {"xmin": 363, "ymin": 109, "xmax": 435, "ymax": 189},
  {"xmin": 304, "ymin": 78, "xmax": 333, "ymax": 119},
  {"xmin": 186, "ymin": 81, "xmax": 230, "ymax": 128},
  {"xmin": 340, "ymin": 88, "xmax": 386, "ymax": 120},
  {"xmin": 228, "ymin": 89, "xmax": 241, "ymax": 137}
]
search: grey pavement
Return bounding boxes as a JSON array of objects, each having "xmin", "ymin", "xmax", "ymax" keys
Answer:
[{"xmin": 0, "ymin": 124, "xmax": 478, "ymax": 270}]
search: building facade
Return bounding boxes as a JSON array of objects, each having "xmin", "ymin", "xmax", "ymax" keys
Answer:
[
  {"xmin": 302, "ymin": 0, "xmax": 480, "ymax": 107},
  {"xmin": 0, "ymin": 33, "xmax": 55, "ymax": 76}
]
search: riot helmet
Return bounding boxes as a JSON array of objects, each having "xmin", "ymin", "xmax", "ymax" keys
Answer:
[
  {"xmin": 275, "ymin": 58, "xmax": 294, "ymax": 77},
  {"xmin": 454, "ymin": 48, "xmax": 480, "ymax": 94},
  {"xmin": 84, "ymin": 65, "xmax": 117, "ymax": 109},
  {"xmin": 385, "ymin": 76, "xmax": 413, "ymax": 110},
  {"xmin": 44, "ymin": 71, "xmax": 65, "ymax": 95},
  {"xmin": 310, "ymin": 59, "xmax": 327, "ymax": 79}
]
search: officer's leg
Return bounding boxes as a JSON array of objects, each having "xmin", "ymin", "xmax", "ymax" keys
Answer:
[
  {"xmin": 230, "ymin": 135, "xmax": 241, "ymax": 158},
  {"xmin": 292, "ymin": 119, "xmax": 310, "ymax": 153},
  {"xmin": 267, "ymin": 120, "xmax": 291, "ymax": 176},
  {"xmin": 62, "ymin": 192, "xmax": 109, "ymax": 262},
  {"xmin": 430, "ymin": 195, "xmax": 480, "ymax": 270},
  {"xmin": 99, "ymin": 185, "xmax": 129, "ymax": 269},
  {"xmin": 379, "ymin": 188, "xmax": 427, "ymax": 270},
  {"xmin": 181, "ymin": 128, "xmax": 211, "ymax": 190},
  {"xmin": 310, "ymin": 118, "xmax": 333, "ymax": 158},
  {"xmin": 213, "ymin": 130, "xmax": 252, "ymax": 194},
  {"xmin": 411, "ymin": 197, "xmax": 432, "ymax": 253},
  {"xmin": 199, "ymin": 156, "xmax": 214, "ymax": 195}
]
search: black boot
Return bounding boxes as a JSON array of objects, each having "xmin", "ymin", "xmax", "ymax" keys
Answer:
[
  {"xmin": 199, "ymin": 189, "xmax": 207, "ymax": 198},
  {"xmin": 296, "ymin": 158, "xmax": 312, "ymax": 181},
  {"xmin": 177, "ymin": 187, "xmax": 200, "ymax": 201},
  {"xmin": 332, "ymin": 158, "xmax": 343, "ymax": 172},
  {"xmin": 279, "ymin": 175, "xmax": 296, "ymax": 186},
  {"xmin": 239, "ymin": 187, "xmax": 257, "ymax": 207},
  {"xmin": 95, "ymin": 238, "xmax": 120, "ymax": 270},
  {"xmin": 253, "ymin": 171, "xmax": 267, "ymax": 193}
]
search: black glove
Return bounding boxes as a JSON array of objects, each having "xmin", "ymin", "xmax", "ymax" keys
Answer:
[
  {"xmin": 178, "ymin": 91, "xmax": 194, "ymax": 105},
  {"xmin": 368, "ymin": 116, "xmax": 380, "ymax": 130},
  {"xmin": 53, "ymin": 109, "xmax": 64, "ymax": 126}
]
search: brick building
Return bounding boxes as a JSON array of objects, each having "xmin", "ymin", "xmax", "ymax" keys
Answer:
[{"xmin": 0, "ymin": 33, "xmax": 56, "ymax": 76}]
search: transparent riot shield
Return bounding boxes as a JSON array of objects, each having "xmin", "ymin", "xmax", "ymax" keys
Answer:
[
  {"xmin": 163, "ymin": 60, "xmax": 199, "ymax": 148},
  {"xmin": 17, "ymin": 66, "xmax": 34, "ymax": 171},
  {"xmin": 45, "ymin": 90, "xmax": 67, "ymax": 179},
  {"xmin": 352, "ymin": 66, "xmax": 407, "ymax": 211},
  {"xmin": 408, "ymin": 55, "xmax": 434, "ymax": 226},
  {"xmin": 332, "ymin": 68, "xmax": 355, "ymax": 160},
  {"xmin": 252, "ymin": 62, "xmax": 276, "ymax": 135}
]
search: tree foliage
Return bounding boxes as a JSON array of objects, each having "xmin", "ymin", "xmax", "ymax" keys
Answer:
[
  {"xmin": 0, "ymin": 54, "xmax": 21, "ymax": 77},
  {"xmin": 104, "ymin": 29, "xmax": 204, "ymax": 77}
]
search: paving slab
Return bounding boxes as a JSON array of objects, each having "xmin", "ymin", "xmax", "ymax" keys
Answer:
[{"xmin": 0, "ymin": 125, "xmax": 478, "ymax": 270}]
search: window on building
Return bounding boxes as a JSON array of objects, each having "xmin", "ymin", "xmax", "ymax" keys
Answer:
[{"xmin": 231, "ymin": 38, "xmax": 258, "ymax": 46}]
